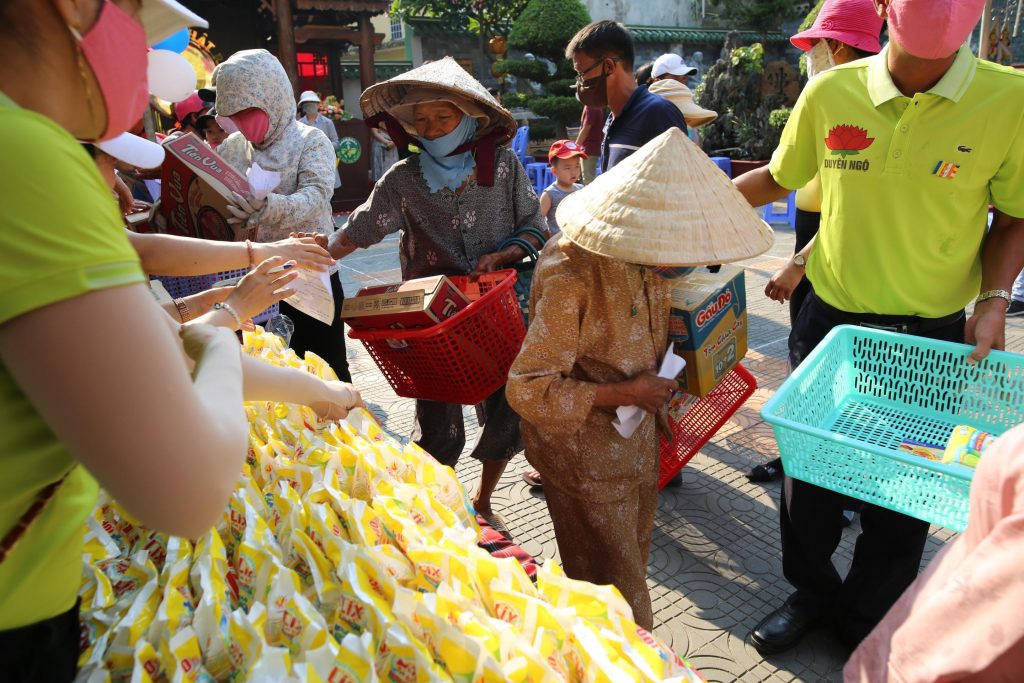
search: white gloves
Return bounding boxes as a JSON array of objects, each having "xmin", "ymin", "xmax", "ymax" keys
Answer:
[{"xmin": 226, "ymin": 191, "xmax": 266, "ymax": 227}]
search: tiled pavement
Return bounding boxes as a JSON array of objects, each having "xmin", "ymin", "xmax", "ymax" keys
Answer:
[{"xmin": 334, "ymin": 220, "xmax": 1024, "ymax": 682}]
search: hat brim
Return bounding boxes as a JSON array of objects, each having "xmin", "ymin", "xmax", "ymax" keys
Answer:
[
  {"xmin": 790, "ymin": 27, "xmax": 882, "ymax": 54},
  {"xmin": 96, "ymin": 133, "xmax": 166, "ymax": 169},
  {"xmin": 298, "ymin": 95, "xmax": 321, "ymax": 105},
  {"xmin": 197, "ymin": 86, "xmax": 216, "ymax": 101},
  {"xmin": 653, "ymin": 66, "xmax": 699, "ymax": 78},
  {"xmin": 139, "ymin": 0, "xmax": 207, "ymax": 45},
  {"xmin": 361, "ymin": 58, "xmax": 516, "ymax": 145},
  {"xmin": 550, "ymin": 150, "xmax": 589, "ymax": 162}
]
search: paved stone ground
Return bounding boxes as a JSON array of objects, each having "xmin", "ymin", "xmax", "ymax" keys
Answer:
[{"xmin": 334, "ymin": 219, "xmax": 1024, "ymax": 683}]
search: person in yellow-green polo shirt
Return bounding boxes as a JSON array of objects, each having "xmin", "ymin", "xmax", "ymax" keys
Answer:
[{"xmin": 735, "ymin": 0, "xmax": 1024, "ymax": 657}]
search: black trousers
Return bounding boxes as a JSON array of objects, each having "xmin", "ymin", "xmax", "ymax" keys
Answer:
[
  {"xmin": 782, "ymin": 292, "xmax": 966, "ymax": 645},
  {"xmin": 789, "ymin": 208, "xmax": 821, "ymax": 327},
  {"xmin": 279, "ymin": 270, "xmax": 351, "ymax": 382},
  {"xmin": 0, "ymin": 599, "xmax": 80, "ymax": 682}
]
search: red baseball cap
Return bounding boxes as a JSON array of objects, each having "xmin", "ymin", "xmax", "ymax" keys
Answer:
[{"xmin": 548, "ymin": 139, "xmax": 588, "ymax": 163}]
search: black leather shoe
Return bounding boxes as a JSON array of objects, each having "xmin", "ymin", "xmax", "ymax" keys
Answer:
[{"xmin": 749, "ymin": 603, "xmax": 821, "ymax": 655}]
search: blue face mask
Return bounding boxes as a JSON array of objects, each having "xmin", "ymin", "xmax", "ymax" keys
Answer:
[{"xmin": 417, "ymin": 114, "xmax": 478, "ymax": 193}]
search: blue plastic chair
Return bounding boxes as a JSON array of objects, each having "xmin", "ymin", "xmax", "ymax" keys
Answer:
[
  {"xmin": 511, "ymin": 125, "xmax": 530, "ymax": 165},
  {"xmin": 762, "ymin": 191, "xmax": 797, "ymax": 228},
  {"xmin": 710, "ymin": 156, "xmax": 732, "ymax": 176},
  {"xmin": 526, "ymin": 161, "xmax": 550, "ymax": 195}
]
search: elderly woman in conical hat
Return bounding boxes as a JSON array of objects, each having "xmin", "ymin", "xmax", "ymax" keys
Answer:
[
  {"xmin": 507, "ymin": 128, "xmax": 772, "ymax": 629},
  {"xmin": 324, "ymin": 57, "xmax": 549, "ymax": 538}
]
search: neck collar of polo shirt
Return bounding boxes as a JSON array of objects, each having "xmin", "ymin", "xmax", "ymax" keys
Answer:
[{"xmin": 867, "ymin": 44, "xmax": 977, "ymax": 107}]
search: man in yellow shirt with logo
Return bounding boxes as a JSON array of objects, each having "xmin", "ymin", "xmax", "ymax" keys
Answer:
[{"xmin": 735, "ymin": 0, "xmax": 1024, "ymax": 656}]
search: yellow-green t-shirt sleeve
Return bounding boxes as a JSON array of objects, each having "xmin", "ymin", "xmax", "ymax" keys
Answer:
[
  {"xmin": 0, "ymin": 109, "xmax": 145, "ymax": 325},
  {"xmin": 768, "ymin": 83, "xmax": 821, "ymax": 192},
  {"xmin": 989, "ymin": 106, "xmax": 1024, "ymax": 218}
]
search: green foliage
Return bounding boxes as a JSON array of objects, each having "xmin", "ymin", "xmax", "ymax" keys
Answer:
[
  {"xmin": 500, "ymin": 92, "xmax": 530, "ymax": 109},
  {"xmin": 797, "ymin": 0, "xmax": 827, "ymax": 75},
  {"xmin": 713, "ymin": 0, "xmax": 800, "ymax": 33},
  {"xmin": 694, "ymin": 32, "xmax": 785, "ymax": 160},
  {"xmin": 507, "ymin": 0, "xmax": 591, "ymax": 63},
  {"xmin": 730, "ymin": 43, "xmax": 765, "ymax": 74},
  {"xmin": 526, "ymin": 95, "xmax": 581, "ymax": 126},
  {"xmin": 545, "ymin": 78, "xmax": 576, "ymax": 97},
  {"xmin": 391, "ymin": 0, "xmax": 530, "ymax": 59},
  {"xmin": 768, "ymin": 107, "xmax": 792, "ymax": 129},
  {"xmin": 494, "ymin": 58, "xmax": 550, "ymax": 82},
  {"xmin": 528, "ymin": 120, "xmax": 558, "ymax": 141}
]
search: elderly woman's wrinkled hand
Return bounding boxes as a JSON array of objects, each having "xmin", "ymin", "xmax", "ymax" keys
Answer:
[
  {"xmin": 255, "ymin": 236, "xmax": 335, "ymax": 271},
  {"xmin": 624, "ymin": 371, "xmax": 678, "ymax": 414}
]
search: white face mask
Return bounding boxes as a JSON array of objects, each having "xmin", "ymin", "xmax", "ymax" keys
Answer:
[{"xmin": 806, "ymin": 40, "xmax": 837, "ymax": 80}]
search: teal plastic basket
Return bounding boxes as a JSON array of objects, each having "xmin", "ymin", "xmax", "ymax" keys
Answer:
[{"xmin": 761, "ymin": 325, "xmax": 1024, "ymax": 531}]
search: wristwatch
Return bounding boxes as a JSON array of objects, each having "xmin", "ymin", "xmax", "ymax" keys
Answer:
[
  {"xmin": 976, "ymin": 289, "xmax": 1011, "ymax": 306},
  {"xmin": 792, "ymin": 253, "xmax": 807, "ymax": 268}
]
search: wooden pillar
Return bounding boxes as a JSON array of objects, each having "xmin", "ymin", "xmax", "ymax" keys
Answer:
[
  {"xmin": 275, "ymin": 0, "xmax": 299, "ymax": 92},
  {"xmin": 359, "ymin": 14, "xmax": 376, "ymax": 91}
]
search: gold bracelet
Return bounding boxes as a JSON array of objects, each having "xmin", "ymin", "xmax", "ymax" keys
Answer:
[
  {"xmin": 173, "ymin": 297, "xmax": 192, "ymax": 323},
  {"xmin": 246, "ymin": 239, "xmax": 255, "ymax": 271}
]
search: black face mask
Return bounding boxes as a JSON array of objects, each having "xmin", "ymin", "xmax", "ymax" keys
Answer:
[{"xmin": 576, "ymin": 69, "xmax": 610, "ymax": 107}]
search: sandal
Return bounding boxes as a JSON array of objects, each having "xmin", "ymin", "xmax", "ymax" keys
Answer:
[
  {"xmin": 522, "ymin": 469, "xmax": 543, "ymax": 488},
  {"xmin": 476, "ymin": 510, "xmax": 514, "ymax": 541},
  {"xmin": 747, "ymin": 458, "xmax": 783, "ymax": 483}
]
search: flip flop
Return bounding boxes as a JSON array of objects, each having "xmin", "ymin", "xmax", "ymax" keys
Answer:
[
  {"xmin": 521, "ymin": 469, "xmax": 543, "ymax": 488},
  {"xmin": 476, "ymin": 511, "xmax": 514, "ymax": 541}
]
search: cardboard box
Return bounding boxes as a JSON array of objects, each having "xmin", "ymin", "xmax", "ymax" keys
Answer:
[
  {"xmin": 341, "ymin": 275, "xmax": 471, "ymax": 331},
  {"xmin": 160, "ymin": 132, "xmax": 249, "ymax": 241},
  {"xmin": 669, "ymin": 266, "xmax": 747, "ymax": 397}
]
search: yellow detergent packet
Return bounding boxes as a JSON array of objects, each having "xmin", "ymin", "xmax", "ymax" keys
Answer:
[
  {"xmin": 168, "ymin": 626, "xmax": 215, "ymax": 683},
  {"xmin": 147, "ymin": 552, "xmax": 194, "ymax": 647},
  {"xmin": 287, "ymin": 528, "xmax": 342, "ymax": 609},
  {"xmin": 567, "ymin": 621, "xmax": 643, "ymax": 683},
  {"xmin": 361, "ymin": 543, "xmax": 415, "ymax": 589},
  {"xmin": 280, "ymin": 591, "xmax": 335, "ymax": 660},
  {"xmin": 246, "ymin": 645, "xmax": 294, "ymax": 683},
  {"xmin": 331, "ymin": 559, "xmax": 395, "ymax": 641},
  {"xmin": 304, "ymin": 633, "xmax": 376, "ymax": 683},
  {"xmin": 133, "ymin": 530, "xmax": 170, "ymax": 575},
  {"xmin": 376, "ymin": 621, "xmax": 454, "ymax": 683},
  {"xmin": 233, "ymin": 501, "xmax": 279, "ymax": 611},
  {"xmin": 470, "ymin": 549, "xmax": 537, "ymax": 608},
  {"xmin": 107, "ymin": 580, "xmax": 161, "ymax": 679},
  {"xmin": 264, "ymin": 564, "xmax": 303, "ymax": 644},
  {"xmin": 335, "ymin": 496, "xmax": 394, "ymax": 548},
  {"xmin": 374, "ymin": 496, "xmax": 431, "ymax": 551},
  {"xmin": 97, "ymin": 548, "xmax": 157, "ymax": 606},
  {"xmin": 271, "ymin": 481, "xmax": 307, "ymax": 541},
  {"xmin": 350, "ymin": 546, "xmax": 401, "ymax": 604},
  {"xmin": 83, "ymin": 512, "xmax": 121, "ymax": 562},
  {"xmin": 129, "ymin": 638, "xmax": 164, "ymax": 683},
  {"xmin": 498, "ymin": 627, "xmax": 566, "ymax": 683},
  {"xmin": 226, "ymin": 606, "xmax": 265, "ymax": 682},
  {"xmin": 609, "ymin": 613, "xmax": 695, "ymax": 681},
  {"xmin": 304, "ymin": 502, "xmax": 351, "ymax": 566},
  {"xmin": 486, "ymin": 580, "xmax": 573, "ymax": 645},
  {"xmin": 535, "ymin": 561, "xmax": 634, "ymax": 625},
  {"xmin": 81, "ymin": 555, "xmax": 116, "ymax": 611}
]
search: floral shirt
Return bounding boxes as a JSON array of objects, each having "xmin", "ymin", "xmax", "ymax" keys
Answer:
[
  {"xmin": 506, "ymin": 237, "xmax": 672, "ymax": 503},
  {"xmin": 344, "ymin": 146, "xmax": 547, "ymax": 279}
]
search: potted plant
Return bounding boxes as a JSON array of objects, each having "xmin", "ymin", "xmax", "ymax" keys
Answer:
[{"xmin": 694, "ymin": 35, "xmax": 790, "ymax": 177}]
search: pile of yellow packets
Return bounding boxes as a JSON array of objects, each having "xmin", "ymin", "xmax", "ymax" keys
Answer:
[{"xmin": 75, "ymin": 327, "xmax": 705, "ymax": 683}]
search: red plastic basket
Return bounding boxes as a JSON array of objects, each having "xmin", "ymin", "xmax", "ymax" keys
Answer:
[
  {"xmin": 658, "ymin": 364, "xmax": 757, "ymax": 489},
  {"xmin": 347, "ymin": 269, "xmax": 526, "ymax": 405}
]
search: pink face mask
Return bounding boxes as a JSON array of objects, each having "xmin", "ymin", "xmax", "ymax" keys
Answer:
[
  {"xmin": 215, "ymin": 114, "xmax": 239, "ymax": 134},
  {"xmin": 69, "ymin": 1, "xmax": 149, "ymax": 142},
  {"xmin": 229, "ymin": 108, "xmax": 271, "ymax": 145}
]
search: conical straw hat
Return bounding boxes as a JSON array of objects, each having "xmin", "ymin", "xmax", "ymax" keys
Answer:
[
  {"xmin": 648, "ymin": 79, "xmax": 718, "ymax": 128},
  {"xmin": 361, "ymin": 57, "xmax": 517, "ymax": 144},
  {"xmin": 556, "ymin": 128, "xmax": 773, "ymax": 267}
]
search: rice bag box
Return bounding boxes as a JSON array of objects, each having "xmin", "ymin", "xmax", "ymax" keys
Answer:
[
  {"xmin": 160, "ymin": 132, "xmax": 249, "ymax": 241},
  {"xmin": 341, "ymin": 275, "xmax": 471, "ymax": 331},
  {"xmin": 669, "ymin": 266, "xmax": 747, "ymax": 397}
]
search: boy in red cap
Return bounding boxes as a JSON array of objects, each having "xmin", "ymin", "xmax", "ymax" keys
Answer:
[{"xmin": 540, "ymin": 140, "xmax": 587, "ymax": 236}]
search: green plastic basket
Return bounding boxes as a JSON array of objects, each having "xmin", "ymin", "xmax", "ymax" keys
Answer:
[{"xmin": 761, "ymin": 325, "xmax": 1024, "ymax": 531}]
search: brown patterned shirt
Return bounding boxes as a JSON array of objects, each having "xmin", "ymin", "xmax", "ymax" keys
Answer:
[{"xmin": 507, "ymin": 237, "xmax": 671, "ymax": 502}]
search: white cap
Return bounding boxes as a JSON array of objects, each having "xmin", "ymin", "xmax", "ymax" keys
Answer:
[
  {"xmin": 298, "ymin": 90, "xmax": 322, "ymax": 105},
  {"xmin": 652, "ymin": 54, "xmax": 698, "ymax": 78},
  {"xmin": 138, "ymin": 0, "xmax": 208, "ymax": 45},
  {"xmin": 96, "ymin": 133, "xmax": 166, "ymax": 169}
]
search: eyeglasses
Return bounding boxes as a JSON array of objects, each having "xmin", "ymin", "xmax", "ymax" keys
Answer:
[{"xmin": 574, "ymin": 57, "xmax": 617, "ymax": 84}]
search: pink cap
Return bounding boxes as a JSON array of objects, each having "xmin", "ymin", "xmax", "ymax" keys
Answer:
[
  {"xmin": 888, "ymin": 0, "xmax": 985, "ymax": 59},
  {"xmin": 790, "ymin": 0, "xmax": 883, "ymax": 54},
  {"xmin": 173, "ymin": 92, "xmax": 205, "ymax": 122}
]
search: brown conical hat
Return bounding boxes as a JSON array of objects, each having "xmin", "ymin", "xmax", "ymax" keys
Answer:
[
  {"xmin": 556, "ymin": 128, "xmax": 773, "ymax": 266},
  {"xmin": 360, "ymin": 57, "xmax": 517, "ymax": 144}
]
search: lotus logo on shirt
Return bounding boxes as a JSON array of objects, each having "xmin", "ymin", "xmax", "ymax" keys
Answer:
[
  {"xmin": 932, "ymin": 161, "xmax": 960, "ymax": 180},
  {"xmin": 823, "ymin": 124, "xmax": 874, "ymax": 172}
]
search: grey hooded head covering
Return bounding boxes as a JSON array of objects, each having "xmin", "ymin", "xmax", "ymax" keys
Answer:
[
  {"xmin": 211, "ymin": 49, "xmax": 336, "ymax": 241},
  {"xmin": 211, "ymin": 49, "xmax": 296, "ymax": 150}
]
